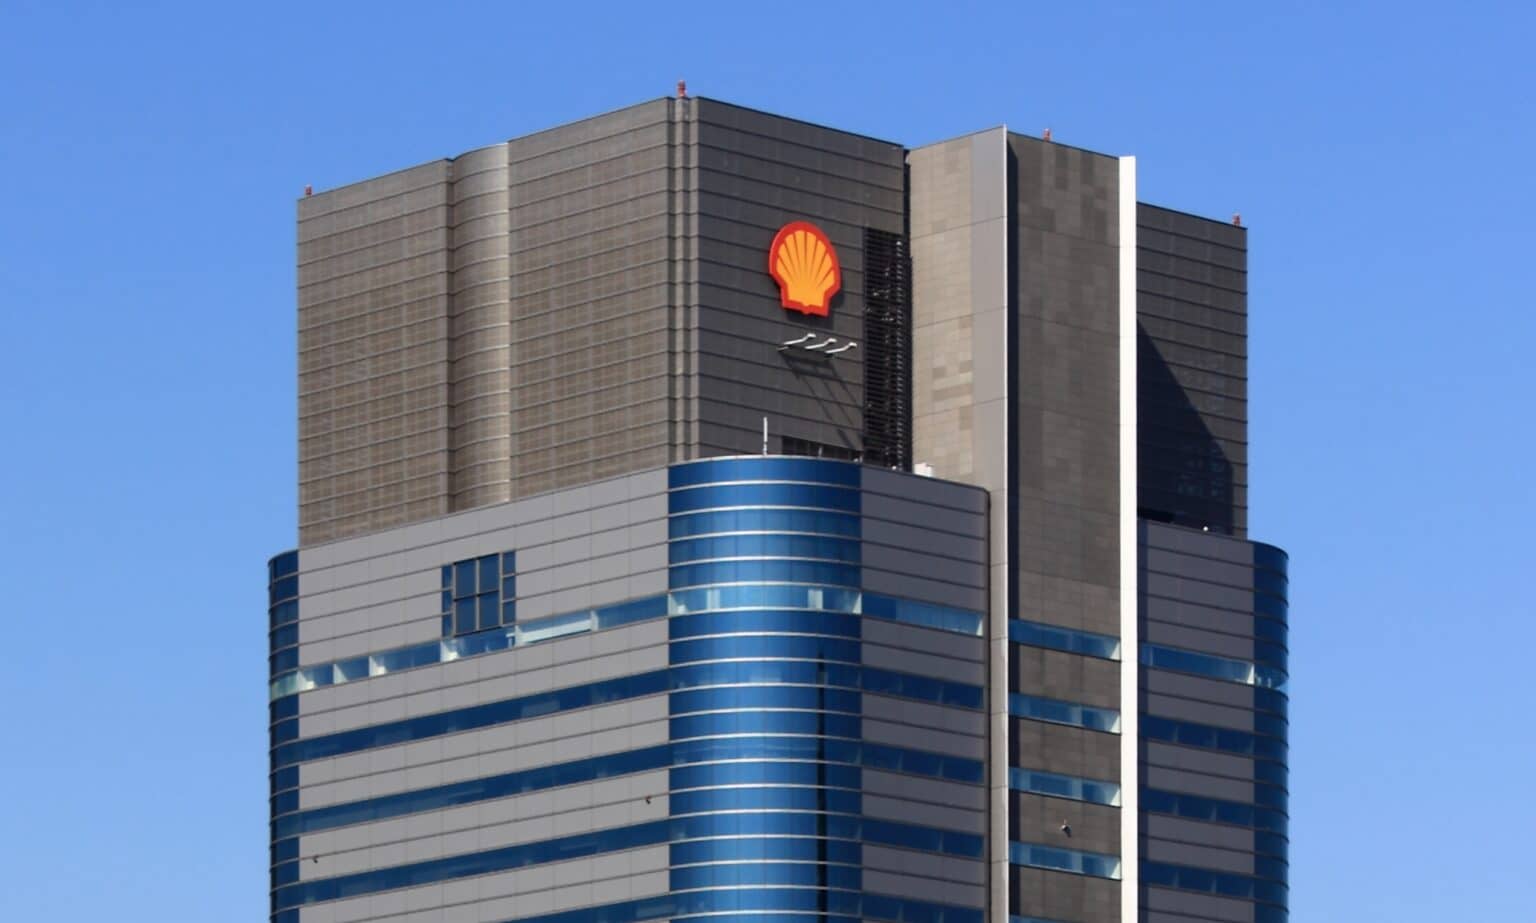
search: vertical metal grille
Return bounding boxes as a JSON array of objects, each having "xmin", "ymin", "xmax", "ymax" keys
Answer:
[{"xmin": 862, "ymin": 228, "xmax": 912, "ymax": 470}]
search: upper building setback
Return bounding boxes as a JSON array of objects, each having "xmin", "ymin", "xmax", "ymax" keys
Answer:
[{"xmin": 272, "ymin": 94, "xmax": 1288, "ymax": 923}]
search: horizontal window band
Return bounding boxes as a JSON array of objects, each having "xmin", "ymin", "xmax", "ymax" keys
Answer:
[
  {"xmin": 1147, "ymin": 826, "xmax": 1289, "ymax": 863},
  {"xmin": 670, "ymin": 534, "xmax": 862, "ymax": 565},
  {"xmin": 670, "ymin": 509, "xmax": 861, "ymax": 539},
  {"xmin": 273, "ymin": 813, "xmax": 983, "ymax": 909},
  {"xmin": 1143, "ymin": 860, "xmax": 1287, "ymax": 907},
  {"xmin": 1143, "ymin": 787, "xmax": 1288, "ymax": 835},
  {"xmin": 1009, "ymin": 620, "xmax": 1121, "ymax": 660},
  {"xmin": 669, "ymin": 560, "xmax": 862, "ymax": 591},
  {"xmin": 669, "ymin": 686, "xmax": 861, "ymax": 716},
  {"xmin": 671, "ymin": 863, "xmax": 863, "ymax": 892},
  {"xmin": 670, "ymin": 761, "xmax": 862, "ymax": 792},
  {"xmin": 1142, "ymin": 714, "xmax": 1288, "ymax": 763},
  {"xmin": 670, "ymin": 610, "xmax": 863, "ymax": 641},
  {"xmin": 275, "ymin": 736, "xmax": 979, "ymax": 839},
  {"xmin": 1141, "ymin": 643, "xmax": 1288, "ymax": 692},
  {"xmin": 273, "ymin": 660, "xmax": 982, "ymax": 768},
  {"xmin": 1009, "ymin": 842, "xmax": 1122, "ymax": 880},
  {"xmin": 669, "ymin": 837, "xmax": 862, "ymax": 867},
  {"xmin": 669, "ymin": 484, "xmax": 862, "ymax": 515},
  {"xmin": 272, "ymin": 585, "xmax": 984, "ymax": 702},
  {"xmin": 1008, "ymin": 694, "xmax": 1121, "ymax": 734},
  {"xmin": 486, "ymin": 888, "xmax": 980, "ymax": 923},
  {"xmin": 1009, "ymin": 768, "xmax": 1121, "ymax": 807},
  {"xmin": 670, "ymin": 712, "xmax": 862, "ymax": 742},
  {"xmin": 670, "ymin": 786, "xmax": 863, "ymax": 816},
  {"xmin": 671, "ymin": 636, "xmax": 862, "ymax": 666}
]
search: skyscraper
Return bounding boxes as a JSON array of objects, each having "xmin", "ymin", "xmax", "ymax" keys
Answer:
[{"xmin": 270, "ymin": 94, "xmax": 1288, "ymax": 923}]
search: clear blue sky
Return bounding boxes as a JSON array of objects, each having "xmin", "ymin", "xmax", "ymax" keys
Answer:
[{"xmin": 1, "ymin": 1, "xmax": 1530, "ymax": 919}]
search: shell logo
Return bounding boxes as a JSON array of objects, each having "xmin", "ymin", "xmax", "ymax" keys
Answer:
[{"xmin": 768, "ymin": 221, "xmax": 841, "ymax": 316}]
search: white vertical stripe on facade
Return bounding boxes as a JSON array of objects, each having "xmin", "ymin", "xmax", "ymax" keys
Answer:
[
  {"xmin": 1118, "ymin": 155, "xmax": 1140, "ymax": 923},
  {"xmin": 990, "ymin": 126, "xmax": 1011, "ymax": 923}
]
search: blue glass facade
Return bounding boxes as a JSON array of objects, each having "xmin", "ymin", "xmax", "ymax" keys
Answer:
[
  {"xmin": 267, "ymin": 458, "xmax": 990, "ymax": 923},
  {"xmin": 660, "ymin": 457, "xmax": 986, "ymax": 923}
]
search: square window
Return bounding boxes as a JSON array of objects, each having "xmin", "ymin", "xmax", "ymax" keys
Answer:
[
  {"xmin": 501, "ymin": 600, "xmax": 517, "ymax": 625},
  {"xmin": 502, "ymin": 576, "xmax": 516, "ymax": 599},
  {"xmin": 502, "ymin": 551, "xmax": 517, "ymax": 572},
  {"xmin": 440, "ymin": 565, "xmax": 452, "ymax": 589},
  {"xmin": 478, "ymin": 592, "xmax": 499, "ymax": 631},
  {"xmin": 440, "ymin": 590, "xmax": 451, "ymax": 614}
]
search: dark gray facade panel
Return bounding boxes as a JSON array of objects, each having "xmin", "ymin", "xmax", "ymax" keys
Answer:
[
  {"xmin": 1144, "ymin": 547, "xmax": 1255, "ymax": 589},
  {"xmin": 862, "ymin": 770, "xmax": 989, "ymax": 811},
  {"xmin": 1010, "ymin": 866, "xmax": 1120, "ymax": 923},
  {"xmin": 1143, "ymin": 741, "xmax": 1257, "ymax": 783},
  {"xmin": 1143, "ymin": 689, "xmax": 1256, "ymax": 732},
  {"xmin": 1143, "ymin": 837, "xmax": 1257, "ymax": 876},
  {"xmin": 1144, "ymin": 766, "xmax": 1255, "ymax": 804},
  {"xmin": 861, "ymin": 619, "xmax": 986, "ymax": 663},
  {"xmin": 1144, "ymin": 669, "xmax": 1259, "ymax": 710},
  {"xmin": 1009, "ymin": 645, "xmax": 1121, "ymax": 710},
  {"xmin": 864, "ymin": 845, "xmax": 988, "ymax": 886},
  {"xmin": 1137, "ymin": 203, "xmax": 1249, "ymax": 537},
  {"xmin": 1010, "ymin": 718, "xmax": 1121, "ymax": 783},
  {"xmin": 1143, "ymin": 887, "xmax": 1256, "ymax": 923},
  {"xmin": 1143, "ymin": 595, "xmax": 1262, "ymax": 639},
  {"xmin": 1142, "ymin": 620, "xmax": 1260, "ymax": 660},
  {"xmin": 1143, "ymin": 814, "xmax": 1262, "ymax": 854},
  {"xmin": 688, "ymin": 99, "xmax": 905, "ymax": 462},
  {"xmin": 863, "ymin": 467, "xmax": 991, "ymax": 514},
  {"xmin": 1011, "ymin": 791, "xmax": 1121, "ymax": 857}
]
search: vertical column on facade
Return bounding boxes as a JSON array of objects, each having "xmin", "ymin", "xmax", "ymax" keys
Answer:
[
  {"xmin": 447, "ymin": 145, "xmax": 513, "ymax": 510},
  {"xmin": 666, "ymin": 95, "xmax": 700, "ymax": 460},
  {"xmin": 908, "ymin": 127, "xmax": 1013, "ymax": 923},
  {"xmin": 1118, "ymin": 155, "xmax": 1140, "ymax": 923}
]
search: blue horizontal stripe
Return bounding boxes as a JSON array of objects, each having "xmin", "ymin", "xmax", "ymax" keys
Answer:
[
  {"xmin": 670, "ymin": 685, "xmax": 862, "ymax": 716},
  {"xmin": 1009, "ymin": 841, "xmax": 1122, "ymax": 879},
  {"xmin": 276, "ymin": 737, "xmax": 977, "ymax": 838},
  {"xmin": 669, "ymin": 711, "xmax": 863, "ymax": 740},
  {"xmin": 669, "ymin": 483, "xmax": 861, "ymax": 514},
  {"xmin": 1143, "ymin": 860, "xmax": 1288, "ymax": 906},
  {"xmin": 1009, "ymin": 693, "xmax": 1121, "ymax": 733},
  {"xmin": 1141, "ymin": 643, "xmax": 1287, "ymax": 691},
  {"xmin": 669, "ymin": 560, "xmax": 862, "ymax": 589},
  {"xmin": 1142, "ymin": 714, "xmax": 1287, "ymax": 762},
  {"xmin": 669, "ymin": 836, "xmax": 862, "ymax": 866},
  {"xmin": 274, "ymin": 583, "xmax": 982, "ymax": 703},
  {"xmin": 275, "ymin": 661, "xmax": 983, "ymax": 769},
  {"xmin": 1009, "ymin": 619, "xmax": 1120, "ymax": 660},
  {"xmin": 671, "ymin": 863, "xmax": 863, "ymax": 891},
  {"xmin": 1143, "ymin": 788, "xmax": 1288, "ymax": 835},
  {"xmin": 1009, "ymin": 768, "xmax": 1121, "ymax": 806},
  {"xmin": 671, "ymin": 534, "xmax": 861, "ymax": 564},
  {"xmin": 670, "ymin": 508, "xmax": 861, "ymax": 539},
  {"xmin": 497, "ymin": 889, "xmax": 982, "ymax": 923},
  {"xmin": 276, "ymin": 814, "xmax": 983, "ymax": 909}
]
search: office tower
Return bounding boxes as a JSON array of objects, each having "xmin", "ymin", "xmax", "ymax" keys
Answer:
[{"xmin": 270, "ymin": 95, "xmax": 1288, "ymax": 923}]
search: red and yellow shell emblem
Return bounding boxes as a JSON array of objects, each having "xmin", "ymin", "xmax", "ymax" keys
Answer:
[{"xmin": 768, "ymin": 221, "xmax": 841, "ymax": 316}]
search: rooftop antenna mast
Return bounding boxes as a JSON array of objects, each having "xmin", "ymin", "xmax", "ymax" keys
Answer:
[{"xmin": 762, "ymin": 417, "xmax": 769, "ymax": 455}]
